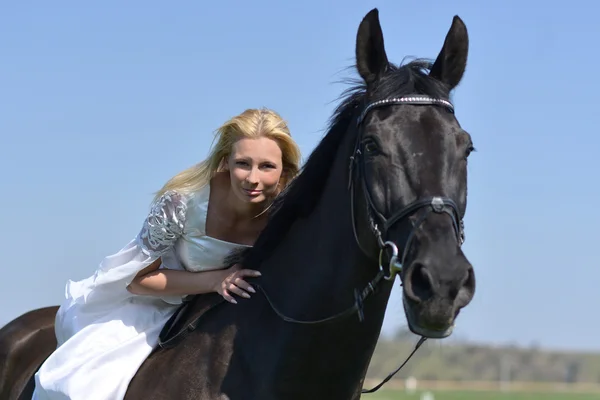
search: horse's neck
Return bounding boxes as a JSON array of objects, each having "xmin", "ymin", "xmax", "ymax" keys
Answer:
[
  {"xmin": 251, "ymin": 132, "xmax": 393, "ymax": 394},
  {"xmin": 260, "ymin": 131, "xmax": 377, "ymax": 315}
]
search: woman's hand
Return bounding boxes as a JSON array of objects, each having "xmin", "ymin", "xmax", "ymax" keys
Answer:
[{"xmin": 215, "ymin": 264, "xmax": 261, "ymax": 304}]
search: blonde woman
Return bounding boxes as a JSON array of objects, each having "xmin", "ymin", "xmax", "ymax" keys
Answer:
[{"xmin": 32, "ymin": 108, "xmax": 302, "ymax": 400}]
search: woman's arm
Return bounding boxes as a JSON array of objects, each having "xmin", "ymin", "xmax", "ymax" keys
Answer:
[
  {"xmin": 127, "ymin": 267, "xmax": 227, "ymax": 297},
  {"xmin": 127, "ymin": 261, "xmax": 260, "ymax": 303}
]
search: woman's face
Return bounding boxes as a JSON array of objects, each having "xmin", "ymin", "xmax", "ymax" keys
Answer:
[{"xmin": 227, "ymin": 137, "xmax": 284, "ymax": 206}]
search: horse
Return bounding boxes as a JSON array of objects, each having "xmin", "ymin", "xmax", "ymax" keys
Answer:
[
  {"xmin": 0, "ymin": 8, "xmax": 476, "ymax": 399},
  {"xmin": 0, "ymin": 306, "xmax": 58, "ymax": 399}
]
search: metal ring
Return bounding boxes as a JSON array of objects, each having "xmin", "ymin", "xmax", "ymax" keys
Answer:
[{"xmin": 379, "ymin": 241, "xmax": 399, "ymax": 273}]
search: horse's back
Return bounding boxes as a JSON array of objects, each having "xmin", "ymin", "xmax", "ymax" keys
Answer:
[{"xmin": 0, "ymin": 306, "xmax": 59, "ymax": 400}]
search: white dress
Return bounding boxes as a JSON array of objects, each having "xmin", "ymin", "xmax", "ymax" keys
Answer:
[{"xmin": 32, "ymin": 184, "xmax": 250, "ymax": 400}]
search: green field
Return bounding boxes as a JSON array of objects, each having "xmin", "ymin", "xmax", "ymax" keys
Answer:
[{"xmin": 362, "ymin": 389, "xmax": 599, "ymax": 400}]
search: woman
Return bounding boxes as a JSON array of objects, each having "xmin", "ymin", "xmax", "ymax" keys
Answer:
[{"xmin": 32, "ymin": 108, "xmax": 302, "ymax": 400}]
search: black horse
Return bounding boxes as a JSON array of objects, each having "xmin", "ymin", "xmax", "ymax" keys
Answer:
[{"xmin": 0, "ymin": 8, "xmax": 476, "ymax": 399}]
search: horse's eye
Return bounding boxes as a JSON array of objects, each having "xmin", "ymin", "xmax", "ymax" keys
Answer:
[
  {"xmin": 363, "ymin": 139, "xmax": 379, "ymax": 154},
  {"xmin": 465, "ymin": 145, "xmax": 475, "ymax": 158}
]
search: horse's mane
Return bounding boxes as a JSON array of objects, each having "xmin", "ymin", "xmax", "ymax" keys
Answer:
[{"xmin": 226, "ymin": 59, "xmax": 450, "ymax": 269}]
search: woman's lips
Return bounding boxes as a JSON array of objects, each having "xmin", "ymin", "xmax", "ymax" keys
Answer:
[{"xmin": 243, "ymin": 188, "xmax": 262, "ymax": 196}]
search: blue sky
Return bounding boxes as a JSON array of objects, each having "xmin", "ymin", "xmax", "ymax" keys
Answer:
[{"xmin": 1, "ymin": 1, "xmax": 598, "ymax": 352}]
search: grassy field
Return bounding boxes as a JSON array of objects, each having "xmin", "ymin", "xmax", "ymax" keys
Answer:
[{"xmin": 362, "ymin": 389, "xmax": 600, "ymax": 400}]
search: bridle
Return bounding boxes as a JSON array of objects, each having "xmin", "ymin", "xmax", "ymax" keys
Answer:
[
  {"xmin": 345, "ymin": 95, "xmax": 466, "ymax": 393},
  {"xmin": 157, "ymin": 94, "xmax": 467, "ymax": 394},
  {"xmin": 349, "ymin": 95, "xmax": 465, "ymax": 283},
  {"xmin": 256, "ymin": 94, "xmax": 467, "ymax": 393}
]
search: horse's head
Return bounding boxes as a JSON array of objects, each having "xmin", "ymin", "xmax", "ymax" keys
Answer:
[{"xmin": 350, "ymin": 9, "xmax": 475, "ymax": 339}]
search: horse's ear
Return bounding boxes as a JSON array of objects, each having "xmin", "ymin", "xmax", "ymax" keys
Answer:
[
  {"xmin": 356, "ymin": 8, "xmax": 389, "ymax": 85},
  {"xmin": 429, "ymin": 16, "xmax": 469, "ymax": 90}
]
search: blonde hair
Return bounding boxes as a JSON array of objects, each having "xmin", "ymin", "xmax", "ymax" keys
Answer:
[{"xmin": 154, "ymin": 108, "xmax": 301, "ymax": 202}]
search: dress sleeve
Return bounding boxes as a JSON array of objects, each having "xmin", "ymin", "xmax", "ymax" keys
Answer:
[
  {"xmin": 83, "ymin": 190, "xmax": 189, "ymax": 305},
  {"xmin": 136, "ymin": 190, "xmax": 188, "ymax": 257}
]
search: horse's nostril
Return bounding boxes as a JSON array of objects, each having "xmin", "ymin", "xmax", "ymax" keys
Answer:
[
  {"xmin": 406, "ymin": 263, "xmax": 435, "ymax": 303},
  {"xmin": 465, "ymin": 267, "xmax": 475, "ymax": 291},
  {"xmin": 456, "ymin": 266, "xmax": 476, "ymax": 307}
]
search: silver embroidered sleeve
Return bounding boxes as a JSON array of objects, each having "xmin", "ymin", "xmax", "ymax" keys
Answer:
[{"xmin": 138, "ymin": 190, "xmax": 187, "ymax": 257}]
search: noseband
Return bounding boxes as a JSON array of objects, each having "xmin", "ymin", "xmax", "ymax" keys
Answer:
[{"xmin": 348, "ymin": 95, "xmax": 465, "ymax": 282}]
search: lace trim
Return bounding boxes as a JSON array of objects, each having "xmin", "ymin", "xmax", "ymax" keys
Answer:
[{"xmin": 138, "ymin": 190, "xmax": 187, "ymax": 257}]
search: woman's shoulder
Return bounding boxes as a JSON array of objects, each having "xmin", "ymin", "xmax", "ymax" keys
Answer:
[{"xmin": 151, "ymin": 189, "xmax": 191, "ymax": 211}]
